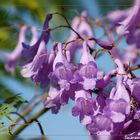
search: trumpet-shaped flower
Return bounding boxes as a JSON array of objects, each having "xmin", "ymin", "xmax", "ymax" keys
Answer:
[
  {"xmin": 22, "ymin": 14, "xmax": 52, "ymax": 62},
  {"xmin": 4, "ymin": 25, "xmax": 38, "ymax": 73}
]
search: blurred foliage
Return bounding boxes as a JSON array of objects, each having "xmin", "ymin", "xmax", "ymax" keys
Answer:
[
  {"xmin": 0, "ymin": 94, "xmax": 26, "ymax": 133},
  {"xmin": 4, "ymin": 94, "xmax": 28, "ymax": 108},
  {"xmin": 0, "ymin": 103, "xmax": 14, "ymax": 121},
  {"xmin": 96, "ymin": 0, "xmax": 133, "ymax": 15}
]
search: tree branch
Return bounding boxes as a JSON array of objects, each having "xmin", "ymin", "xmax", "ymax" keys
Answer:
[
  {"xmin": 130, "ymin": 64, "xmax": 140, "ymax": 71},
  {"xmin": 11, "ymin": 94, "xmax": 47, "ymax": 130},
  {"xmin": 11, "ymin": 108, "xmax": 49, "ymax": 138}
]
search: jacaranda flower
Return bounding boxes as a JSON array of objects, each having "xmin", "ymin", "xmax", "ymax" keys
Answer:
[
  {"xmin": 76, "ymin": 41, "xmax": 111, "ymax": 90},
  {"xmin": 21, "ymin": 41, "xmax": 55, "ymax": 87},
  {"xmin": 66, "ymin": 11, "xmax": 94, "ymax": 62},
  {"xmin": 49, "ymin": 43, "xmax": 75, "ymax": 90},
  {"xmin": 4, "ymin": 25, "xmax": 38, "ymax": 73},
  {"xmin": 21, "ymin": 14, "xmax": 54, "ymax": 87},
  {"xmin": 22, "ymin": 14, "xmax": 52, "ymax": 62},
  {"xmin": 117, "ymin": 0, "xmax": 140, "ymax": 35}
]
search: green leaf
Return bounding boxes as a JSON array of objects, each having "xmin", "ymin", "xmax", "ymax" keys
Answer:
[
  {"xmin": 0, "ymin": 103, "xmax": 14, "ymax": 120},
  {"xmin": 4, "ymin": 94, "xmax": 28, "ymax": 109},
  {"xmin": 5, "ymin": 115, "xmax": 14, "ymax": 122}
]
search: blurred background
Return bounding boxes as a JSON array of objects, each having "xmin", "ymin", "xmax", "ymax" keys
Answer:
[{"xmin": 0, "ymin": 0, "xmax": 134, "ymax": 140}]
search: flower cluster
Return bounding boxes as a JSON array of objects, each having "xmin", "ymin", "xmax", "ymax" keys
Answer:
[{"xmin": 4, "ymin": 0, "xmax": 140, "ymax": 139}]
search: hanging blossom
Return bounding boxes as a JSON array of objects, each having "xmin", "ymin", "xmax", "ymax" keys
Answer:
[
  {"xmin": 76, "ymin": 41, "xmax": 114, "ymax": 90},
  {"xmin": 111, "ymin": 44, "xmax": 140, "ymax": 65},
  {"xmin": 72, "ymin": 59, "xmax": 132, "ymax": 136},
  {"xmin": 108, "ymin": 0, "xmax": 140, "ymax": 48},
  {"xmin": 68, "ymin": 11, "xmax": 93, "ymax": 40},
  {"xmin": 116, "ymin": 0, "xmax": 140, "ymax": 36},
  {"xmin": 86, "ymin": 59, "xmax": 131, "ymax": 135},
  {"xmin": 107, "ymin": 0, "xmax": 140, "ymax": 65},
  {"xmin": 107, "ymin": 8, "xmax": 131, "ymax": 29},
  {"xmin": 116, "ymin": 0, "xmax": 140, "ymax": 60},
  {"xmin": 22, "ymin": 14, "xmax": 53, "ymax": 62},
  {"xmin": 108, "ymin": 0, "xmax": 140, "ymax": 36},
  {"xmin": 66, "ymin": 12, "xmax": 114, "ymax": 62},
  {"xmin": 44, "ymin": 43, "xmax": 72, "ymax": 113},
  {"xmin": 66, "ymin": 11, "xmax": 95, "ymax": 62},
  {"xmin": 4, "ymin": 25, "xmax": 38, "ymax": 74},
  {"xmin": 21, "ymin": 41, "xmax": 55, "ymax": 87},
  {"xmin": 107, "ymin": 0, "xmax": 140, "ymax": 67},
  {"xmin": 44, "ymin": 41, "xmax": 115, "ymax": 114},
  {"xmin": 49, "ymin": 43, "xmax": 75, "ymax": 90},
  {"xmin": 44, "ymin": 43, "xmax": 83, "ymax": 113},
  {"xmin": 21, "ymin": 14, "xmax": 54, "ymax": 87},
  {"xmin": 86, "ymin": 59, "xmax": 140, "ymax": 137}
]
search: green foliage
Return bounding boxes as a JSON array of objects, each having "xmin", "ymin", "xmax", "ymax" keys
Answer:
[
  {"xmin": 0, "ymin": 94, "xmax": 26, "ymax": 133},
  {"xmin": 0, "ymin": 103, "xmax": 14, "ymax": 121},
  {"xmin": 0, "ymin": 103, "xmax": 14, "ymax": 133},
  {"xmin": 96, "ymin": 0, "xmax": 133, "ymax": 15},
  {"xmin": 4, "ymin": 94, "xmax": 28, "ymax": 109}
]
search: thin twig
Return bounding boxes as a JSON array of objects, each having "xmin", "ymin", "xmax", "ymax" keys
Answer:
[
  {"xmin": 130, "ymin": 64, "xmax": 140, "ymax": 71},
  {"xmin": 53, "ymin": 12, "xmax": 83, "ymax": 39},
  {"xmin": 34, "ymin": 119, "xmax": 45, "ymax": 135},
  {"xmin": 50, "ymin": 25, "xmax": 70, "ymax": 31},
  {"xmin": 9, "ymin": 112, "xmax": 45, "ymax": 136},
  {"xmin": 12, "ymin": 108, "xmax": 49, "ymax": 136},
  {"xmin": 8, "ymin": 112, "xmax": 27, "ymax": 136},
  {"xmin": 10, "ymin": 94, "xmax": 47, "ymax": 131}
]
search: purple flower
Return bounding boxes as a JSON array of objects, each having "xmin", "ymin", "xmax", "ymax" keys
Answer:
[
  {"xmin": 66, "ymin": 11, "xmax": 94, "ymax": 62},
  {"xmin": 76, "ymin": 42, "xmax": 107, "ymax": 90},
  {"xmin": 77, "ymin": 41, "xmax": 97, "ymax": 90},
  {"xmin": 21, "ymin": 41, "xmax": 55, "ymax": 87},
  {"xmin": 126, "ymin": 28, "xmax": 140, "ymax": 48},
  {"xmin": 72, "ymin": 90, "xmax": 95, "ymax": 124},
  {"xmin": 4, "ymin": 25, "xmax": 38, "ymax": 73},
  {"xmin": 114, "ymin": 0, "xmax": 140, "ymax": 49},
  {"xmin": 112, "ymin": 46, "xmax": 139, "ymax": 65},
  {"xmin": 87, "ymin": 115, "xmax": 114, "ymax": 135},
  {"xmin": 116, "ymin": 0, "xmax": 140, "ymax": 35},
  {"xmin": 45, "ymin": 44, "xmax": 85, "ymax": 113},
  {"xmin": 69, "ymin": 11, "xmax": 93, "ymax": 40},
  {"xmin": 49, "ymin": 43, "xmax": 75, "ymax": 90},
  {"xmin": 87, "ymin": 93, "xmax": 130, "ymax": 135},
  {"xmin": 127, "ymin": 78, "xmax": 140, "ymax": 103},
  {"xmin": 96, "ymin": 70, "xmax": 116, "ymax": 89},
  {"xmin": 44, "ymin": 84, "xmax": 81, "ymax": 114},
  {"xmin": 107, "ymin": 9, "xmax": 131, "ymax": 28},
  {"xmin": 110, "ymin": 59, "xmax": 130, "ymax": 103},
  {"xmin": 44, "ymin": 86, "xmax": 62, "ymax": 114},
  {"xmin": 20, "ymin": 14, "xmax": 54, "ymax": 87},
  {"xmin": 86, "ymin": 59, "xmax": 131, "ymax": 135},
  {"xmin": 22, "ymin": 14, "xmax": 52, "ymax": 63},
  {"xmin": 102, "ymin": 60, "xmax": 130, "ymax": 131},
  {"xmin": 52, "ymin": 43, "xmax": 69, "ymax": 71},
  {"xmin": 45, "ymin": 84, "xmax": 79, "ymax": 113},
  {"xmin": 108, "ymin": 0, "xmax": 140, "ymax": 51}
]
